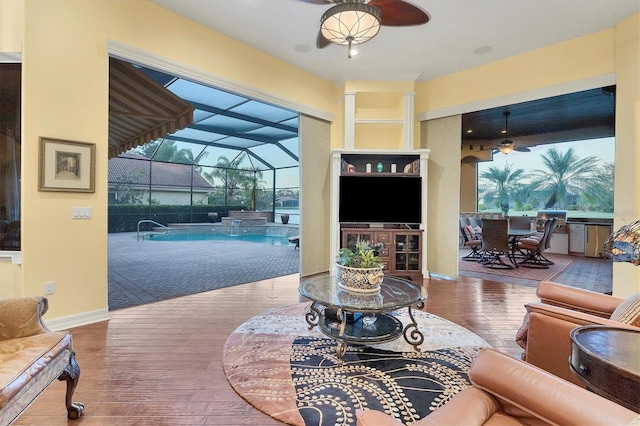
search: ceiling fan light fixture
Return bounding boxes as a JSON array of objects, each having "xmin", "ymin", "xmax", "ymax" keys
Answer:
[
  {"xmin": 498, "ymin": 141, "xmax": 515, "ymax": 154},
  {"xmin": 498, "ymin": 111, "xmax": 515, "ymax": 154},
  {"xmin": 321, "ymin": 2, "xmax": 381, "ymax": 48}
]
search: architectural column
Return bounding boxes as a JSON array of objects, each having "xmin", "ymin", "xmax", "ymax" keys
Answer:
[
  {"xmin": 344, "ymin": 91, "xmax": 355, "ymax": 150},
  {"xmin": 404, "ymin": 92, "xmax": 415, "ymax": 150}
]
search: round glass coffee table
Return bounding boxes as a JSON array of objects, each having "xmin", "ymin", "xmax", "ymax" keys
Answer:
[{"xmin": 299, "ymin": 274, "xmax": 427, "ymax": 360}]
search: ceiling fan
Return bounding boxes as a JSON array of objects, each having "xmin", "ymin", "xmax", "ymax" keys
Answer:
[
  {"xmin": 300, "ymin": 0, "xmax": 430, "ymax": 57},
  {"xmin": 494, "ymin": 111, "xmax": 530, "ymax": 154}
]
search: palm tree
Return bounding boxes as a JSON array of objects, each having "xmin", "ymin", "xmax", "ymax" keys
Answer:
[
  {"xmin": 531, "ymin": 148, "xmax": 598, "ymax": 209},
  {"xmin": 241, "ymin": 170, "xmax": 265, "ymax": 211},
  {"xmin": 479, "ymin": 164, "xmax": 527, "ymax": 217},
  {"xmin": 202, "ymin": 153, "xmax": 265, "ymax": 210},
  {"xmin": 580, "ymin": 162, "xmax": 614, "ymax": 212},
  {"xmin": 510, "ymin": 181, "xmax": 539, "ymax": 211},
  {"xmin": 202, "ymin": 154, "xmax": 250, "ymax": 198}
]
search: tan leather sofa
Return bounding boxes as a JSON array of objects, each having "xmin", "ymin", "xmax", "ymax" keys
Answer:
[
  {"xmin": 0, "ymin": 297, "xmax": 84, "ymax": 424},
  {"xmin": 516, "ymin": 281, "xmax": 640, "ymax": 385},
  {"xmin": 356, "ymin": 348, "xmax": 638, "ymax": 426}
]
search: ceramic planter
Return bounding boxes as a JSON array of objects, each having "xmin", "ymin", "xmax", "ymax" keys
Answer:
[{"xmin": 335, "ymin": 264, "xmax": 384, "ymax": 293}]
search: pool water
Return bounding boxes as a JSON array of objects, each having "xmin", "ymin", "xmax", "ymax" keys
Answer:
[{"xmin": 148, "ymin": 232, "xmax": 293, "ymax": 246}]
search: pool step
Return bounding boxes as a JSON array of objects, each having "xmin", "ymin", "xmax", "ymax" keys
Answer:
[
  {"xmin": 152, "ymin": 226, "xmax": 182, "ymax": 232},
  {"xmin": 142, "ymin": 227, "xmax": 185, "ymax": 240},
  {"xmin": 145, "ymin": 231, "xmax": 166, "ymax": 238}
]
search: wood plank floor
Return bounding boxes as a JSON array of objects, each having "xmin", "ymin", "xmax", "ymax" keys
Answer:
[{"xmin": 15, "ymin": 274, "xmax": 536, "ymax": 425}]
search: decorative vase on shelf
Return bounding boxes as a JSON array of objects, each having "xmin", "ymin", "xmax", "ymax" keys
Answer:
[{"xmin": 376, "ymin": 162, "xmax": 383, "ymax": 172}]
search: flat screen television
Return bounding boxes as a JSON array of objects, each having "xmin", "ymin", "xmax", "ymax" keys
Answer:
[{"xmin": 339, "ymin": 175, "xmax": 422, "ymax": 224}]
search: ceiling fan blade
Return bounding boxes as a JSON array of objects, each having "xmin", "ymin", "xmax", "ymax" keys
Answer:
[
  {"xmin": 515, "ymin": 146, "xmax": 531, "ymax": 152},
  {"xmin": 316, "ymin": 30, "xmax": 331, "ymax": 49},
  {"xmin": 369, "ymin": 0, "xmax": 430, "ymax": 26}
]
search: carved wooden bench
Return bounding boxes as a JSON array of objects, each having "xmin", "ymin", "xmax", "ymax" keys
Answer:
[{"xmin": 0, "ymin": 296, "xmax": 83, "ymax": 424}]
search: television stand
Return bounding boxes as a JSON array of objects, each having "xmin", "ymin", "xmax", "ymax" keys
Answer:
[{"xmin": 341, "ymin": 225, "xmax": 423, "ymax": 282}]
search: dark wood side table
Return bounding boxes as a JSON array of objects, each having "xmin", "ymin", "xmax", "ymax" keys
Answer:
[{"xmin": 569, "ymin": 325, "xmax": 640, "ymax": 412}]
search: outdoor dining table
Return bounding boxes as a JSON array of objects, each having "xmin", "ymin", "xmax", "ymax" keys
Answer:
[
  {"xmin": 507, "ymin": 228, "xmax": 536, "ymax": 266},
  {"xmin": 508, "ymin": 229, "xmax": 536, "ymax": 238}
]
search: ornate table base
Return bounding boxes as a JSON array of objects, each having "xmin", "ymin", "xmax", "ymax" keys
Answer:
[{"xmin": 304, "ymin": 301, "xmax": 425, "ymax": 360}]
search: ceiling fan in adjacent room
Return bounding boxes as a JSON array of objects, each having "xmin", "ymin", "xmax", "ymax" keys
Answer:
[
  {"xmin": 494, "ymin": 111, "xmax": 530, "ymax": 154},
  {"xmin": 300, "ymin": 0, "xmax": 430, "ymax": 57}
]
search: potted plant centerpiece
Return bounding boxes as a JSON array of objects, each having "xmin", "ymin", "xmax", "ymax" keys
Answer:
[{"xmin": 336, "ymin": 241, "xmax": 385, "ymax": 293}]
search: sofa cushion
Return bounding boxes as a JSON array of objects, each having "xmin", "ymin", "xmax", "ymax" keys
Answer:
[
  {"xmin": 468, "ymin": 217, "xmax": 482, "ymax": 228},
  {"xmin": 610, "ymin": 292, "xmax": 640, "ymax": 326},
  {"xmin": 0, "ymin": 332, "xmax": 70, "ymax": 410}
]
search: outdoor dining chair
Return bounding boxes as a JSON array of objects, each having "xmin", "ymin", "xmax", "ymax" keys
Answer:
[
  {"xmin": 480, "ymin": 218, "xmax": 516, "ymax": 269},
  {"xmin": 460, "ymin": 217, "xmax": 482, "ymax": 261},
  {"xmin": 517, "ymin": 218, "xmax": 557, "ymax": 268}
]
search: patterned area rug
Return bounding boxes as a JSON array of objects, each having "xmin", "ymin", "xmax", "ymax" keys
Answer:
[
  {"xmin": 223, "ymin": 303, "xmax": 489, "ymax": 425},
  {"xmin": 458, "ymin": 252, "xmax": 572, "ymax": 282}
]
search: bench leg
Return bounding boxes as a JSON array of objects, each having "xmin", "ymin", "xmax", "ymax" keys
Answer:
[{"xmin": 57, "ymin": 350, "xmax": 85, "ymax": 419}]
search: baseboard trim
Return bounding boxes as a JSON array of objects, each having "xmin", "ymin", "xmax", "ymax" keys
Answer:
[{"xmin": 44, "ymin": 308, "xmax": 110, "ymax": 332}]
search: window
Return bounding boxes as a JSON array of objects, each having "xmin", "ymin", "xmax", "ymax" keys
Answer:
[
  {"xmin": 477, "ymin": 138, "xmax": 614, "ymax": 219},
  {"xmin": 0, "ymin": 63, "xmax": 21, "ymax": 250}
]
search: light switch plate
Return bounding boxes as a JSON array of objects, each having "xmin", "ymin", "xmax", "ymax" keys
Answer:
[{"xmin": 71, "ymin": 207, "xmax": 92, "ymax": 219}]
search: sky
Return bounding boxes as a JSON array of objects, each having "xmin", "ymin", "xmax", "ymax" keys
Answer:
[{"xmin": 477, "ymin": 137, "xmax": 615, "ymax": 175}]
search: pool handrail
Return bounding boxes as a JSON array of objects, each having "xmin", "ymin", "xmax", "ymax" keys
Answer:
[{"xmin": 137, "ymin": 220, "xmax": 169, "ymax": 242}]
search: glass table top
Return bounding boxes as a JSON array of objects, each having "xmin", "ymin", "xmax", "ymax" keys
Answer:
[{"xmin": 299, "ymin": 274, "xmax": 426, "ymax": 312}]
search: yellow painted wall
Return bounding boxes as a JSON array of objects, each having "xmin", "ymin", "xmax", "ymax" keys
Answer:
[
  {"xmin": 299, "ymin": 116, "xmax": 331, "ymax": 275},
  {"xmin": 422, "ymin": 115, "xmax": 463, "ymax": 278},
  {"xmin": 354, "ymin": 123, "xmax": 404, "ymax": 150},
  {"xmin": 0, "ymin": 0, "xmax": 23, "ymax": 53},
  {"xmin": 345, "ymin": 80, "xmax": 415, "ymax": 93},
  {"xmin": 22, "ymin": 2, "xmax": 110, "ymax": 318},
  {"xmin": 346, "ymin": 80, "xmax": 419, "ymax": 148},
  {"xmin": 611, "ymin": 13, "xmax": 640, "ymax": 296},
  {"xmin": 415, "ymin": 28, "xmax": 616, "ymax": 113},
  {"xmin": 0, "ymin": 258, "xmax": 22, "ymax": 298}
]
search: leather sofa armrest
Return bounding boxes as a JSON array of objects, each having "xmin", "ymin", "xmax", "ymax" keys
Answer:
[
  {"xmin": 359, "ymin": 349, "xmax": 638, "ymax": 426},
  {"xmin": 0, "ymin": 296, "xmax": 49, "ymax": 340},
  {"xmin": 536, "ymin": 281, "xmax": 623, "ymax": 317},
  {"xmin": 357, "ymin": 387, "xmax": 503, "ymax": 426},
  {"xmin": 526, "ymin": 302, "xmax": 640, "ymax": 329},
  {"xmin": 522, "ymin": 303, "xmax": 639, "ymax": 384},
  {"xmin": 470, "ymin": 349, "xmax": 638, "ymax": 426}
]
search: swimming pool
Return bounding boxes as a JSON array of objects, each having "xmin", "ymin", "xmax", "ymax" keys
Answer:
[
  {"xmin": 146, "ymin": 225, "xmax": 297, "ymax": 246},
  {"xmin": 149, "ymin": 232, "xmax": 292, "ymax": 246}
]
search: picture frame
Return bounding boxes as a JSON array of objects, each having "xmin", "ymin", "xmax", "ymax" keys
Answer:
[{"xmin": 39, "ymin": 137, "xmax": 96, "ymax": 193}]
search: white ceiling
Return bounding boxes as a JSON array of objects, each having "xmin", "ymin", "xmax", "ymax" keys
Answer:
[{"xmin": 149, "ymin": 0, "xmax": 639, "ymax": 83}]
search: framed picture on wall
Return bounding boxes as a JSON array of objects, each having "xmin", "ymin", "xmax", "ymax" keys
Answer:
[{"xmin": 39, "ymin": 137, "xmax": 96, "ymax": 192}]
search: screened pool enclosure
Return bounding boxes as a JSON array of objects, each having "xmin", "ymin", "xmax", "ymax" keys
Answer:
[{"xmin": 108, "ymin": 59, "xmax": 300, "ymax": 232}]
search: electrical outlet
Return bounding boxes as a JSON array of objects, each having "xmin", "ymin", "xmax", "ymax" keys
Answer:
[{"xmin": 44, "ymin": 281, "xmax": 55, "ymax": 295}]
